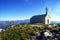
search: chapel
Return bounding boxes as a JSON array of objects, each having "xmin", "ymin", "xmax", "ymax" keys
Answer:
[{"xmin": 30, "ymin": 7, "xmax": 50, "ymax": 24}]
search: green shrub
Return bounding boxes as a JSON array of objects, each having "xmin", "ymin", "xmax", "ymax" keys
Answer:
[
  {"xmin": 2, "ymin": 24, "xmax": 41, "ymax": 40},
  {"xmin": 1, "ymin": 24, "xmax": 56, "ymax": 40}
]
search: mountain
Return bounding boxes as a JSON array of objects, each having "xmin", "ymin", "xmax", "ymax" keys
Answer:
[
  {"xmin": 0, "ymin": 19, "xmax": 60, "ymax": 29},
  {"xmin": 51, "ymin": 21, "xmax": 60, "ymax": 24},
  {"xmin": 13, "ymin": 19, "xmax": 30, "ymax": 24},
  {"xmin": 0, "ymin": 19, "xmax": 30, "ymax": 29}
]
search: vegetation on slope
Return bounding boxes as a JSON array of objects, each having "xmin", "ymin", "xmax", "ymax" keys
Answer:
[
  {"xmin": 1, "ymin": 24, "xmax": 42, "ymax": 40},
  {"xmin": 0, "ymin": 24, "xmax": 60, "ymax": 40}
]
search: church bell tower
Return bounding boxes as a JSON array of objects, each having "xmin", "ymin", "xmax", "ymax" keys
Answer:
[{"xmin": 46, "ymin": 7, "xmax": 48, "ymax": 15}]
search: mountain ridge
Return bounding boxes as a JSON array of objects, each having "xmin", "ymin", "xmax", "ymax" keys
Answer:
[{"xmin": 0, "ymin": 19, "xmax": 60, "ymax": 29}]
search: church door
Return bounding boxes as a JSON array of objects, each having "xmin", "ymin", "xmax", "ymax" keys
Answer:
[{"xmin": 47, "ymin": 19, "xmax": 49, "ymax": 24}]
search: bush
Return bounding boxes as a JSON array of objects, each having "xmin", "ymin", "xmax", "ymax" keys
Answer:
[
  {"xmin": 2, "ymin": 24, "xmax": 41, "ymax": 40},
  {"xmin": 1, "ymin": 24, "xmax": 56, "ymax": 40}
]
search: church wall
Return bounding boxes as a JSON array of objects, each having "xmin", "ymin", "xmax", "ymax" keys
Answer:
[
  {"xmin": 30, "ymin": 17, "xmax": 45, "ymax": 24},
  {"xmin": 41, "ymin": 18, "xmax": 45, "ymax": 24},
  {"xmin": 45, "ymin": 15, "xmax": 50, "ymax": 24}
]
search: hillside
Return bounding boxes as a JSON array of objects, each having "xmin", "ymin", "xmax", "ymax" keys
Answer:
[{"xmin": 0, "ymin": 24, "xmax": 60, "ymax": 40}]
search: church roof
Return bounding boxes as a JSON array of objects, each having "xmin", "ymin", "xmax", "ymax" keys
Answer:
[{"xmin": 31, "ymin": 14, "xmax": 47, "ymax": 19}]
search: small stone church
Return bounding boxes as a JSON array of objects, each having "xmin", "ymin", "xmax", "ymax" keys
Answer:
[{"xmin": 30, "ymin": 8, "xmax": 50, "ymax": 24}]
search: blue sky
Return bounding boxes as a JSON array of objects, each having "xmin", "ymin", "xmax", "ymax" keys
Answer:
[{"xmin": 0, "ymin": 0, "xmax": 60, "ymax": 21}]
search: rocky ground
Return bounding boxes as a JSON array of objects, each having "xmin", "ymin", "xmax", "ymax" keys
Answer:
[{"xmin": 35, "ymin": 28, "xmax": 60, "ymax": 40}]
